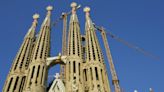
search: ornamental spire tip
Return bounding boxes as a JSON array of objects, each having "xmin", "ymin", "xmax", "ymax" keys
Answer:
[
  {"xmin": 70, "ymin": 2, "xmax": 77, "ymax": 8},
  {"xmin": 33, "ymin": 13, "xmax": 40, "ymax": 19},
  {"xmin": 84, "ymin": 7, "xmax": 90, "ymax": 12},
  {"xmin": 46, "ymin": 6, "xmax": 53, "ymax": 11}
]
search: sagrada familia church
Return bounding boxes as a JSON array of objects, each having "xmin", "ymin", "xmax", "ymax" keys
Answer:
[{"xmin": 3, "ymin": 2, "xmax": 114, "ymax": 92}]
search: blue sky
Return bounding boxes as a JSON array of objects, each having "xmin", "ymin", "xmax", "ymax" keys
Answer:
[{"xmin": 0, "ymin": 0, "xmax": 164, "ymax": 91}]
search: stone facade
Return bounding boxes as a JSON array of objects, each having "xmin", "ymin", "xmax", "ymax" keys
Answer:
[{"xmin": 3, "ymin": 2, "xmax": 111, "ymax": 92}]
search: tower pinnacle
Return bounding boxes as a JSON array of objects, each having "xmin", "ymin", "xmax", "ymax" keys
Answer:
[
  {"xmin": 84, "ymin": 7, "xmax": 93, "ymax": 28},
  {"xmin": 71, "ymin": 2, "xmax": 77, "ymax": 14},
  {"xmin": 46, "ymin": 6, "xmax": 53, "ymax": 11},
  {"xmin": 41, "ymin": 6, "xmax": 53, "ymax": 27},
  {"xmin": 33, "ymin": 13, "xmax": 40, "ymax": 19},
  {"xmin": 84, "ymin": 7, "xmax": 90, "ymax": 13},
  {"xmin": 25, "ymin": 13, "xmax": 39, "ymax": 38},
  {"xmin": 70, "ymin": 2, "xmax": 77, "ymax": 8},
  {"xmin": 84, "ymin": 7, "xmax": 90, "ymax": 17},
  {"xmin": 31, "ymin": 13, "xmax": 39, "ymax": 27},
  {"xmin": 46, "ymin": 5, "xmax": 53, "ymax": 17}
]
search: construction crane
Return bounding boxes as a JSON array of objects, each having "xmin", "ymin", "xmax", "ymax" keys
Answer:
[
  {"xmin": 60, "ymin": 13, "xmax": 67, "ymax": 82},
  {"xmin": 94, "ymin": 24, "xmax": 159, "ymax": 92},
  {"xmin": 93, "ymin": 23, "xmax": 159, "ymax": 61},
  {"xmin": 53, "ymin": 5, "xmax": 81, "ymax": 81},
  {"xmin": 94, "ymin": 25, "xmax": 121, "ymax": 92}
]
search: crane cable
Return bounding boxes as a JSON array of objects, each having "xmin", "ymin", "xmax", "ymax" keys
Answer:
[
  {"xmin": 106, "ymin": 31, "xmax": 160, "ymax": 60},
  {"xmin": 93, "ymin": 24, "xmax": 160, "ymax": 61}
]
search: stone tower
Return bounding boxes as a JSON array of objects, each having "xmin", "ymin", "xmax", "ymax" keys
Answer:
[
  {"xmin": 23, "ymin": 6, "xmax": 53, "ymax": 92},
  {"xmin": 3, "ymin": 2, "xmax": 111, "ymax": 92},
  {"xmin": 3, "ymin": 13, "xmax": 39, "ymax": 92},
  {"xmin": 83, "ymin": 7, "xmax": 111, "ymax": 92},
  {"xmin": 65, "ymin": 2, "xmax": 83, "ymax": 92}
]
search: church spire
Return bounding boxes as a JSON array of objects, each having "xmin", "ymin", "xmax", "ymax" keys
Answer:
[
  {"xmin": 3, "ymin": 13, "xmax": 39, "ymax": 92},
  {"xmin": 65, "ymin": 2, "xmax": 83, "ymax": 92},
  {"xmin": 67, "ymin": 2, "xmax": 82, "ymax": 57},
  {"xmin": 84, "ymin": 7, "xmax": 103, "ymax": 62},
  {"xmin": 32, "ymin": 5, "xmax": 52, "ymax": 61},
  {"xmin": 24, "ymin": 6, "xmax": 53, "ymax": 92},
  {"xmin": 83, "ymin": 7, "xmax": 111, "ymax": 92}
]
